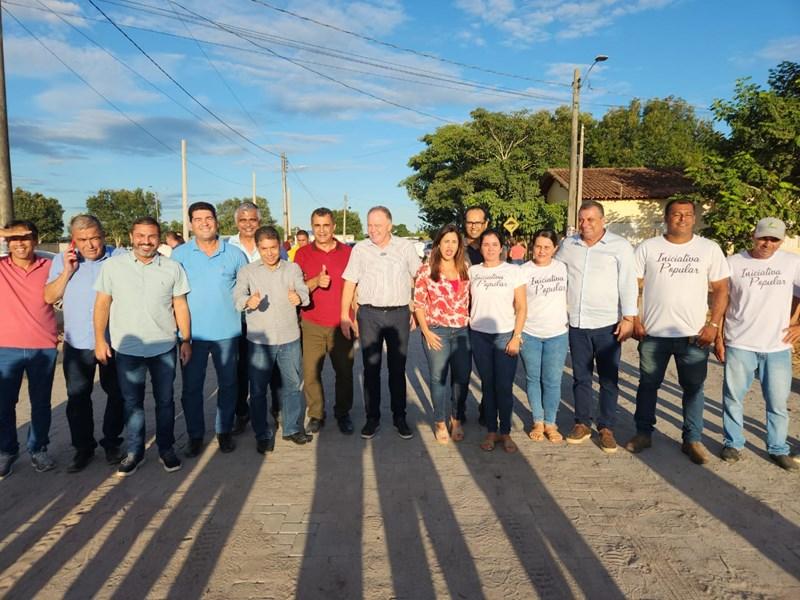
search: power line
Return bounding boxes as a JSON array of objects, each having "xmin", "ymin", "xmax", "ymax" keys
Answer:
[
  {"xmin": 286, "ymin": 161, "xmax": 319, "ymax": 205},
  {"xmin": 85, "ymin": 0, "xmax": 282, "ymax": 157},
  {"xmin": 247, "ymin": 0, "xmax": 571, "ymax": 88},
  {"xmin": 2, "ymin": 6, "xmax": 247, "ymax": 186}
]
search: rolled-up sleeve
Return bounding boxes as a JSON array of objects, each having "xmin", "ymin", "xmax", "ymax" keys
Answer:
[
  {"xmin": 341, "ymin": 247, "xmax": 363, "ymax": 283},
  {"xmin": 233, "ymin": 267, "xmax": 251, "ymax": 312},
  {"xmin": 290, "ymin": 263, "xmax": 310, "ymax": 307}
]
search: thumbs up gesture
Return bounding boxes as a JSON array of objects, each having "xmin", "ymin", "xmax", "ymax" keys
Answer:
[
  {"xmin": 246, "ymin": 291, "xmax": 262, "ymax": 310},
  {"xmin": 288, "ymin": 284, "xmax": 301, "ymax": 306},
  {"xmin": 318, "ymin": 264, "xmax": 331, "ymax": 289}
]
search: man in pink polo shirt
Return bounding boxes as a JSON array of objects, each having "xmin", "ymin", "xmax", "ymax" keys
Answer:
[
  {"xmin": 294, "ymin": 208, "xmax": 354, "ymax": 434},
  {"xmin": 0, "ymin": 220, "xmax": 59, "ymax": 479}
]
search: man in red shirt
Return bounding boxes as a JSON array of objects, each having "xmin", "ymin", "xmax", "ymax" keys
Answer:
[
  {"xmin": 294, "ymin": 208, "xmax": 354, "ymax": 434},
  {"xmin": 0, "ymin": 221, "xmax": 59, "ymax": 478}
]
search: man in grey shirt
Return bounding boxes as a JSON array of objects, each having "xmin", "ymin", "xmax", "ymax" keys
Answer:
[
  {"xmin": 234, "ymin": 226, "xmax": 311, "ymax": 449},
  {"xmin": 94, "ymin": 217, "xmax": 191, "ymax": 477},
  {"xmin": 340, "ymin": 206, "xmax": 422, "ymax": 440}
]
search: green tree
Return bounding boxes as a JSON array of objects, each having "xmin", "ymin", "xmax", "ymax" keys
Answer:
[
  {"xmin": 215, "ymin": 196, "xmax": 277, "ymax": 235},
  {"xmin": 587, "ymin": 97, "xmax": 718, "ymax": 169},
  {"xmin": 332, "ymin": 209, "xmax": 364, "ymax": 239},
  {"xmin": 392, "ymin": 223, "xmax": 413, "ymax": 237},
  {"xmin": 13, "ymin": 188, "xmax": 64, "ymax": 242},
  {"xmin": 401, "ymin": 107, "xmax": 573, "ymax": 235},
  {"xmin": 690, "ymin": 62, "xmax": 800, "ymax": 251},
  {"xmin": 163, "ymin": 220, "xmax": 184, "ymax": 234},
  {"xmin": 85, "ymin": 188, "xmax": 159, "ymax": 247}
]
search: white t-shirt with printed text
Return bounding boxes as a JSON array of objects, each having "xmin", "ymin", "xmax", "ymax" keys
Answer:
[
  {"xmin": 725, "ymin": 250, "xmax": 800, "ymax": 352},
  {"xmin": 469, "ymin": 262, "xmax": 526, "ymax": 334},
  {"xmin": 635, "ymin": 235, "xmax": 730, "ymax": 337},
  {"xmin": 519, "ymin": 260, "xmax": 568, "ymax": 338}
]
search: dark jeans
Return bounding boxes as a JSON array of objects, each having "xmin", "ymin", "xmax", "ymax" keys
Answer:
[
  {"xmin": 116, "ymin": 347, "xmax": 177, "ymax": 458},
  {"xmin": 357, "ymin": 305, "xmax": 410, "ymax": 422},
  {"xmin": 237, "ymin": 323, "xmax": 281, "ymax": 417},
  {"xmin": 568, "ymin": 324, "xmax": 621, "ymax": 430},
  {"xmin": 634, "ymin": 336, "xmax": 709, "ymax": 443},
  {"xmin": 181, "ymin": 337, "xmax": 238, "ymax": 438},
  {"xmin": 301, "ymin": 319, "xmax": 354, "ymax": 420},
  {"xmin": 0, "ymin": 347, "xmax": 57, "ymax": 455},
  {"xmin": 63, "ymin": 342, "xmax": 125, "ymax": 451},
  {"xmin": 469, "ymin": 330, "xmax": 517, "ymax": 435},
  {"xmin": 422, "ymin": 326, "xmax": 471, "ymax": 422},
  {"xmin": 249, "ymin": 340, "xmax": 304, "ymax": 438}
]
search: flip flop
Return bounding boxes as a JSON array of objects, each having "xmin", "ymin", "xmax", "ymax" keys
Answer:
[
  {"xmin": 450, "ymin": 418, "xmax": 464, "ymax": 442},
  {"xmin": 529, "ymin": 422, "xmax": 545, "ymax": 442},
  {"xmin": 480, "ymin": 433, "xmax": 497, "ymax": 452},
  {"xmin": 434, "ymin": 423, "xmax": 450, "ymax": 444},
  {"xmin": 500, "ymin": 435, "xmax": 518, "ymax": 454},
  {"xmin": 544, "ymin": 424, "xmax": 563, "ymax": 443}
]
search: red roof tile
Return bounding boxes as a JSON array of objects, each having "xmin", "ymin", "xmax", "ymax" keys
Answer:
[{"xmin": 545, "ymin": 167, "xmax": 694, "ymax": 200}]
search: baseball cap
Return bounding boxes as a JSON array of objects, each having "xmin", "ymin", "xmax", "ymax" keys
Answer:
[{"xmin": 754, "ymin": 217, "xmax": 786, "ymax": 240}]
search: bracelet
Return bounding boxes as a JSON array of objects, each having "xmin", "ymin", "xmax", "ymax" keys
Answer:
[{"xmin": 706, "ymin": 322, "xmax": 719, "ymax": 328}]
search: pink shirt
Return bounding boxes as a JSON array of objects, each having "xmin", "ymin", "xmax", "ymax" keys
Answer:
[
  {"xmin": 0, "ymin": 256, "xmax": 58, "ymax": 349},
  {"xmin": 413, "ymin": 262, "xmax": 470, "ymax": 328}
]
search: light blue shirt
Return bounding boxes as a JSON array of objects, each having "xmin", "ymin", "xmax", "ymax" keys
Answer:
[
  {"xmin": 228, "ymin": 233, "xmax": 288, "ymax": 263},
  {"xmin": 171, "ymin": 238, "xmax": 248, "ymax": 341},
  {"xmin": 556, "ymin": 230, "xmax": 638, "ymax": 329},
  {"xmin": 47, "ymin": 245, "xmax": 126, "ymax": 350},
  {"xmin": 94, "ymin": 253, "xmax": 190, "ymax": 357}
]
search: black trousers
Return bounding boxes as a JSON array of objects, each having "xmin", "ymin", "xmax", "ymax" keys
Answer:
[{"xmin": 357, "ymin": 305, "xmax": 410, "ymax": 421}]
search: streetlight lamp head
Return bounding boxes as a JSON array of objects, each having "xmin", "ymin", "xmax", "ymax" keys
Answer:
[{"xmin": 594, "ymin": 55, "xmax": 608, "ymax": 62}]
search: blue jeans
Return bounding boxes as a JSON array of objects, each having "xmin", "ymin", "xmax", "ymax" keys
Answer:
[
  {"xmin": 181, "ymin": 337, "xmax": 239, "ymax": 438},
  {"xmin": 634, "ymin": 336, "xmax": 709, "ymax": 443},
  {"xmin": 722, "ymin": 347, "xmax": 792, "ymax": 456},
  {"xmin": 422, "ymin": 326, "xmax": 471, "ymax": 422},
  {"xmin": 116, "ymin": 348, "xmax": 177, "ymax": 458},
  {"xmin": 470, "ymin": 330, "xmax": 517, "ymax": 435},
  {"xmin": 0, "ymin": 347, "xmax": 57, "ymax": 455},
  {"xmin": 249, "ymin": 339, "xmax": 304, "ymax": 438},
  {"xmin": 569, "ymin": 324, "xmax": 621, "ymax": 430},
  {"xmin": 520, "ymin": 332, "xmax": 568, "ymax": 425}
]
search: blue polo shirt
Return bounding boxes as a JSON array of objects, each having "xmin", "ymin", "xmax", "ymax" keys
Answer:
[
  {"xmin": 47, "ymin": 245, "xmax": 127, "ymax": 350},
  {"xmin": 171, "ymin": 238, "xmax": 248, "ymax": 341}
]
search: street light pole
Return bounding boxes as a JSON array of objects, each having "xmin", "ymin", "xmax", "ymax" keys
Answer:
[
  {"xmin": 0, "ymin": 8, "xmax": 14, "ymax": 226},
  {"xmin": 567, "ymin": 55, "xmax": 607, "ymax": 234}
]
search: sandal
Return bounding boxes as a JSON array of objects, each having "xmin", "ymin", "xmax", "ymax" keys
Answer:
[
  {"xmin": 544, "ymin": 424, "xmax": 563, "ymax": 443},
  {"xmin": 450, "ymin": 418, "xmax": 464, "ymax": 442},
  {"xmin": 480, "ymin": 433, "xmax": 497, "ymax": 452},
  {"xmin": 500, "ymin": 434, "xmax": 518, "ymax": 454},
  {"xmin": 529, "ymin": 421, "xmax": 545, "ymax": 442},
  {"xmin": 434, "ymin": 422, "xmax": 450, "ymax": 444}
]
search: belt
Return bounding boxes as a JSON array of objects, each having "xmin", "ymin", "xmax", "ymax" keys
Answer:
[{"xmin": 360, "ymin": 304, "xmax": 408, "ymax": 311}]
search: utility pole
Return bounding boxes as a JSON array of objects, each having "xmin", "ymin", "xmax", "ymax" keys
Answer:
[
  {"xmin": 252, "ymin": 171, "xmax": 256, "ymax": 203},
  {"xmin": 280, "ymin": 153, "xmax": 288, "ymax": 241},
  {"xmin": 567, "ymin": 67, "xmax": 581, "ymax": 235},
  {"xmin": 287, "ymin": 187, "xmax": 292, "ymax": 238},
  {"xmin": 0, "ymin": 8, "xmax": 13, "ymax": 226},
  {"xmin": 181, "ymin": 139, "xmax": 188, "ymax": 239},
  {"xmin": 577, "ymin": 123, "xmax": 585, "ymax": 207},
  {"xmin": 342, "ymin": 194, "xmax": 348, "ymax": 238}
]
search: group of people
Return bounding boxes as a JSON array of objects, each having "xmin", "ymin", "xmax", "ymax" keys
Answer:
[{"xmin": 1, "ymin": 197, "xmax": 799, "ymax": 481}]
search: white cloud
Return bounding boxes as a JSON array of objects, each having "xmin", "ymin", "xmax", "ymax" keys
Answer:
[{"xmin": 757, "ymin": 36, "xmax": 800, "ymax": 62}]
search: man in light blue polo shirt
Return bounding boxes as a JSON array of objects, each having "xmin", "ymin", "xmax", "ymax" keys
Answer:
[
  {"xmin": 172, "ymin": 201, "xmax": 247, "ymax": 457},
  {"xmin": 45, "ymin": 215, "xmax": 126, "ymax": 473},
  {"xmin": 94, "ymin": 217, "xmax": 191, "ymax": 478}
]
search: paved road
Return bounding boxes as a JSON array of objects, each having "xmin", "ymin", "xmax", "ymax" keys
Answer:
[{"xmin": 1, "ymin": 334, "xmax": 798, "ymax": 599}]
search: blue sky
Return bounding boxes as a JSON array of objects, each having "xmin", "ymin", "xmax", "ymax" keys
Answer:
[{"xmin": 4, "ymin": 0, "xmax": 799, "ymax": 232}]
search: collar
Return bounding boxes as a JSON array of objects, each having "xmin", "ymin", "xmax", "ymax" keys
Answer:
[
  {"xmin": 310, "ymin": 240, "xmax": 342, "ymax": 253},
  {"xmin": 128, "ymin": 251, "xmax": 162, "ymax": 266},
  {"xmin": 190, "ymin": 237, "xmax": 223, "ymax": 257}
]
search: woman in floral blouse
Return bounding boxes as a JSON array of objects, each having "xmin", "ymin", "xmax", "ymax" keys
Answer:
[{"xmin": 413, "ymin": 224, "xmax": 471, "ymax": 444}]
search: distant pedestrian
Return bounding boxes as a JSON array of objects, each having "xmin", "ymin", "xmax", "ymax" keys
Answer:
[
  {"xmin": 509, "ymin": 238, "xmax": 527, "ymax": 265},
  {"xmin": 718, "ymin": 218, "xmax": 800, "ymax": 471},
  {"xmin": 414, "ymin": 223, "xmax": 471, "ymax": 444},
  {"xmin": 519, "ymin": 230, "xmax": 568, "ymax": 443},
  {"xmin": 288, "ymin": 229, "xmax": 310, "ymax": 262}
]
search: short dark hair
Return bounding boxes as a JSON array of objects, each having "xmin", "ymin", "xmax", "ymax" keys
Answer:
[
  {"xmin": 664, "ymin": 197, "xmax": 696, "ymax": 218},
  {"xmin": 311, "ymin": 207, "xmax": 334, "ymax": 220},
  {"xmin": 478, "ymin": 228, "xmax": 504, "ymax": 248},
  {"xmin": 295, "ymin": 229, "xmax": 309, "ymax": 239},
  {"xmin": 165, "ymin": 231, "xmax": 184, "ymax": 243},
  {"xmin": 130, "ymin": 216, "xmax": 161, "ymax": 234},
  {"xmin": 188, "ymin": 201, "xmax": 217, "ymax": 220},
  {"xmin": 367, "ymin": 205, "xmax": 392, "ymax": 221},
  {"xmin": 5, "ymin": 219, "xmax": 38, "ymax": 239},
  {"xmin": 254, "ymin": 226, "xmax": 280, "ymax": 244},
  {"xmin": 464, "ymin": 205, "xmax": 489, "ymax": 222},
  {"xmin": 579, "ymin": 200, "xmax": 604, "ymax": 217},
  {"xmin": 532, "ymin": 229, "xmax": 559, "ymax": 247}
]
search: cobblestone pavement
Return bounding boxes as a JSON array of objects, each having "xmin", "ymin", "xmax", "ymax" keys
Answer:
[{"xmin": 1, "ymin": 333, "xmax": 799, "ymax": 599}]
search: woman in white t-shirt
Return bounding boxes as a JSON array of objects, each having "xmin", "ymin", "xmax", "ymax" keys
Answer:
[
  {"xmin": 469, "ymin": 229, "xmax": 527, "ymax": 453},
  {"xmin": 518, "ymin": 230, "xmax": 569, "ymax": 443}
]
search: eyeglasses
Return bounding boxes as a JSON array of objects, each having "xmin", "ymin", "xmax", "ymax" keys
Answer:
[{"xmin": 465, "ymin": 221, "xmax": 487, "ymax": 226}]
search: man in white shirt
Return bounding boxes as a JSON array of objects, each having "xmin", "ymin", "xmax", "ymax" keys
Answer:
[
  {"xmin": 717, "ymin": 217, "xmax": 800, "ymax": 471},
  {"xmin": 625, "ymin": 199, "xmax": 730, "ymax": 465},
  {"xmin": 556, "ymin": 201, "xmax": 638, "ymax": 453}
]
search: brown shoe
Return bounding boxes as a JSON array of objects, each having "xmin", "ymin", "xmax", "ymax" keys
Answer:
[
  {"xmin": 681, "ymin": 441, "xmax": 709, "ymax": 465},
  {"xmin": 624, "ymin": 433, "xmax": 652, "ymax": 454},
  {"xmin": 597, "ymin": 428, "xmax": 617, "ymax": 453},
  {"xmin": 566, "ymin": 423, "xmax": 592, "ymax": 444}
]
